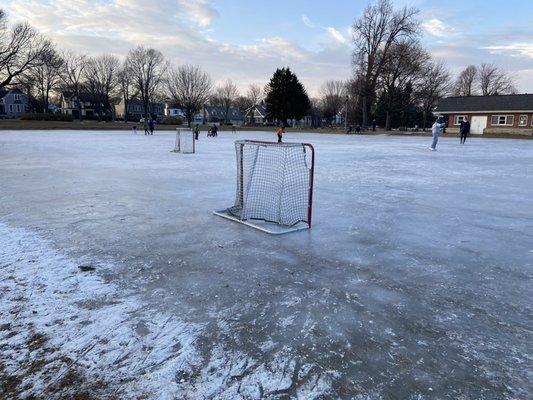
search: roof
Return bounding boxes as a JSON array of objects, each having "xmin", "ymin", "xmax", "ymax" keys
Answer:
[
  {"xmin": 255, "ymin": 104, "xmax": 267, "ymax": 117},
  {"xmin": 61, "ymin": 91, "xmax": 97, "ymax": 102},
  {"xmin": 204, "ymin": 105, "xmax": 244, "ymax": 119},
  {"xmin": 0, "ymin": 87, "xmax": 25, "ymax": 98},
  {"xmin": 435, "ymin": 94, "xmax": 533, "ymax": 113}
]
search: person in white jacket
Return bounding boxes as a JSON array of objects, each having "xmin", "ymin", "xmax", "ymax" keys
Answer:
[{"xmin": 430, "ymin": 117, "xmax": 447, "ymax": 151}]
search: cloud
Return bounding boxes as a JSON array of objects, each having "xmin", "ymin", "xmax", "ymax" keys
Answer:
[
  {"xmin": 179, "ymin": 0, "xmax": 219, "ymax": 27},
  {"xmin": 301, "ymin": 14, "xmax": 315, "ymax": 28},
  {"xmin": 220, "ymin": 37, "xmax": 308, "ymax": 62},
  {"xmin": 422, "ymin": 18, "xmax": 458, "ymax": 37},
  {"xmin": 4, "ymin": 0, "xmax": 351, "ymax": 96},
  {"xmin": 482, "ymin": 43, "xmax": 533, "ymax": 59},
  {"xmin": 325, "ymin": 27, "xmax": 347, "ymax": 44}
]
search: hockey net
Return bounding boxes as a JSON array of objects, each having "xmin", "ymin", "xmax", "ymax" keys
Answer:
[
  {"xmin": 172, "ymin": 129, "xmax": 195, "ymax": 153},
  {"xmin": 216, "ymin": 140, "xmax": 314, "ymax": 233}
]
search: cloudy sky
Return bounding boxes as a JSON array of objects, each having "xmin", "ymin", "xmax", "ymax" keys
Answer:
[{"xmin": 3, "ymin": 0, "xmax": 533, "ymax": 95}]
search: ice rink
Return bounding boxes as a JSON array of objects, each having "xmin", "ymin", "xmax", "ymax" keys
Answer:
[{"xmin": 1, "ymin": 129, "xmax": 532, "ymax": 399}]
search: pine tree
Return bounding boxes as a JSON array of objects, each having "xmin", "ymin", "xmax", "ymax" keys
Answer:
[{"xmin": 264, "ymin": 68, "xmax": 310, "ymax": 125}]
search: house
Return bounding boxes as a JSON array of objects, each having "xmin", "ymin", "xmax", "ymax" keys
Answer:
[
  {"xmin": 245, "ymin": 104, "xmax": 271, "ymax": 125},
  {"xmin": 115, "ymin": 98, "xmax": 164, "ymax": 120},
  {"xmin": 434, "ymin": 94, "xmax": 533, "ymax": 135},
  {"xmin": 164, "ymin": 103, "xmax": 185, "ymax": 118},
  {"xmin": 60, "ymin": 91, "xmax": 100, "ymax": 119},
  {"xmin": 290, "ymin": 115, "xmax": 321, "ymax": 128},
  {"xmin": 0, "ymin": 87, "xmax": 29, "ymax": 118},
  {"xmin": 203, "ymin": 105, "xmax": 244, "ymax": 126}
]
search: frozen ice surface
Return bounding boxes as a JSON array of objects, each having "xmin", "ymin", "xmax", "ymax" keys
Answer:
[{"xmin": 0, "ymin": 130, "xmax": 532, "ymax": 399}]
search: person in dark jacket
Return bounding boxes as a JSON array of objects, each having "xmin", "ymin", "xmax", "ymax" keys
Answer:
[
  {"xmin": 148, "ymin": 117, "xmax": 155, "ymax": 135},
  {"xmin": 459, "ymin": 117, "xmax": 470, "ymax": 144}
]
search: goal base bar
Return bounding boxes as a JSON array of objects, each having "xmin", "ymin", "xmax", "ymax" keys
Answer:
[{"xmin": 213, "ymin": 210, "xmax": 310, "ymax": 235}]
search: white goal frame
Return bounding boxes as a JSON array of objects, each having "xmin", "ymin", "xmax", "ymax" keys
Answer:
[
  {"xmin": 171, "ymin": 129, "xmax": 195, "ymax": 154},
  {"xmin": 214, "ymin": 140, "xmax": 315, "ymax": 235}
]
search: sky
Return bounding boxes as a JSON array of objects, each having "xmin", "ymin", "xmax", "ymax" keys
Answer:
[{"xmin": 3, "ymin": 0, "xmax": 533, "ymax": 96}]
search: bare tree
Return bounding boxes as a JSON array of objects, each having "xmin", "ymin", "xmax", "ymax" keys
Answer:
[
  {"xmin": 478, "ymin": 63, "xmax": 516, "ymax": 96},
  {"xmin": 60, "ymin": 51, "xmax": 87, "ymax": 120},
  {"xmin": 234, "ymin": 96, "xmax": 250, "ymax": 117},
  {"xmin": 454, "ymin": 65, "xmax": 478, "ymax": 96},
  {"xmin": 0, "ymin": 9, "xmax": 52, "ymax": 87},
  {"xmin": 166, "ymin": 65, "xmax": 212, "ymax": 127},
  {"xmin": 236, "ymin": 84, "xmax": 263, "ymax": 124},
  {"xmin": 216, "ymin": 79, "xmax": 239, "ymax": 124},
  {"xmin": 345, "ymin": 74, "xmax": 365, "ymax": 126},
  {"xmin": 352, "ymin": 0, "xmax": 419, "ymax": 129},
  {"xmin": 84, "ymin": 54, "xmax": 120, "ymax": 120},
  {"xmin": 378, "ymin": 40, "xmax": 426, "ymax": 130},
  {"xmin": 320, "ymin": 80, "xmax": 347, "ymax": 125},
  {"xmin": 117, "ymin": 62, "xmax": 136, "ymax": 123},
  {"xmin": 125, "ymin": 46, "xmax": 167, "ymax": 118},
  {"xmin": 415, "ymin": 60, "xmax": 452, "ymax": 130},
  {"xmin": 246, "ymin": 84, "xmax": 262, "ymax": 106},
  {"xmin": 20, "ymin": 45, "xmax": 63, "ymax": 113}
]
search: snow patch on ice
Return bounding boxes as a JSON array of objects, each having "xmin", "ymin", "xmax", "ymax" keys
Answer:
[{"xmin": 0, "ymin": 222, "xmax": 333, "ymax": 398}]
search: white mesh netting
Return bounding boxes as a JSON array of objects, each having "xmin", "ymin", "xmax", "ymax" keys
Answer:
[
  {"xmin": 226, "ymin": 140, "xmax": 314, "ymax": 227},
  {"xmin": 173, "ymin": 129, "xmax": 195, "ymax": 153}
]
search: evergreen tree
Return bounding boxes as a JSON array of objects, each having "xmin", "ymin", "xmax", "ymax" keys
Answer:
[{"xmin": 264, "ymin": 67, "xmax": 310, "ymax": 125}]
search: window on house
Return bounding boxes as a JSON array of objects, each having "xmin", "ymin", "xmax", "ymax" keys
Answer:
[
  {"xmin": 14, "ymin": 94, "xmax": 20, "ymax": 101},
  {"xmin": 454, "ymin": 115, "xmax": 466, "ymax": 125},
  {"xmin": 16, "ymin": 105, "xmax": 20, "ymax": 112},
  {"xmin": 9, "ymin": 104, "xmax": 13, "ymax": 112},
  {"xmin": 491, "ymin": 115, "xmax": 514, "ymax": 125},
  {"xmin": 518, "ymin": 115, "xmax": 528, "ymax": 126}
]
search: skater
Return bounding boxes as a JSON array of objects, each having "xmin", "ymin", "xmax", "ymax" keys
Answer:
[
  {"xmin": 143, "ymin": 117, "xmax": 149, "ymax": 135},
  {"xmin": 194, "ymin": 124, "xmax": 200, "ymax": 140},
  {"xmin": 355, "ymin": 124, "xmax": 361, "ymax": 134},
  {"xmin": 212, "ymin": 124, "xmax": 218, "ymax": 137},
  {"xmin": 346, "ymin": 125, "xmax": 353, "ymax": 135},
  {"xmin": 148, "ymin": 117, "xmax": 155, "ymax": 135},
  {"xmin": 276, "ymin": 126, "xmax": 285, "ymax": 143},
  {"xmin": 430, "ymin": 116, "xmax": 446, "ymax": 151},
  {"xmin": 132, "ymin": 125, "xmax": 138, "ymax": 134},
  {"xmin": 232, "ymin": 125, "xmax": 237, "ymax": 134},
  {"xmin": 371, "ymin": 119, "xmax": 377, "ymax": 132},
  {"xmin": 459, "ymin": 117, "xmax": 470, "ymax": 144}
]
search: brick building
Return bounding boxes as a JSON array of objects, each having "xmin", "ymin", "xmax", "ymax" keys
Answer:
[{"xmin": 434, "ymin": 94, "xmax": 533, "ymax": 136}]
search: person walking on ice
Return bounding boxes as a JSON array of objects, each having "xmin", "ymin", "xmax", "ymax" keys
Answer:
[
  {"xmin": 194, "ymin": 124, "xmax": 200, "ymax": 140},
  {"xmin": 148, "ymin": 117, "xmax": 155, "ymax": 135},
  {"xmin": 276, "ymin": 126, "xmax": 285, "ymax": 143},
  {"xmin": 460, "ymin": 117, "xmax": 470, "ymax": 144},
  {"xmin": 430, "ymin": 116, "xmax": 446, "ymax": 151},
  {"xmin": 142, "ymin": 117, "xmax": 149, "ymax": 135}
]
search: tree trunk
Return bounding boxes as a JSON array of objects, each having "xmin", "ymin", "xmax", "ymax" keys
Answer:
[
  {"xmin": 123, "ymin": 98, "xmax": 129, "ymax": 123},
  {"xmin": 385, "ymin": 111, "xmax": 391, "ymax": 131},
  {"xmin": 361, "ymin": 96, "xmax": 368, "ymax": 130},
  {"xmin": 77, "ymin": 95, "xmax": 83, "ymax": 121}
]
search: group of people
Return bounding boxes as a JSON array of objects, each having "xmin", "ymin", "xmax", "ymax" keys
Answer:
[
  {"xmin": 346, "ymin": 125, "xmax": 361, "ymax": 134},
  {"xmin": 207, "ymin": 124, "xmax": 219, "ymax": 137},
  {"xmin": 430, "ymin": 116, "xmax": 470, "ymax": 150},
  {"xmin": 132, "ymin": 116, "xmax": 156, "ymax": 135},
  {"xmin": 133, "ymin": 117, "xmax": 471, "ymax": 150}
]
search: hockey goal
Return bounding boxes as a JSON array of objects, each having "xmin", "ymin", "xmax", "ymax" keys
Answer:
[
  {"xmin": 171, "ymin": 129, "xmax": 195, "ymax": 153},
  {"xmin": 214, "ymin": 140, "xmax": 314, "ymax": 234}
]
